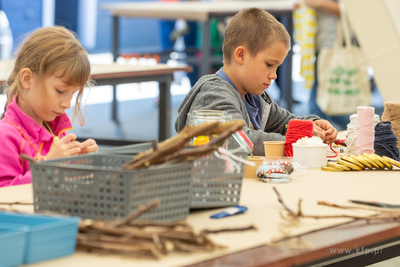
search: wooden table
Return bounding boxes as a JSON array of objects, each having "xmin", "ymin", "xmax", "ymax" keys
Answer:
[
  {"xmin": 2, "ymin": 167, "xmax": 400, "ymax": 267},
  {"xmin": 91, "ymin": 63, "xmax": 192, "ymax": 144},
  {"xmin": 0, "ymin": 61, "xmax": 192, "ymax": 144},
  {"xmin": 101, "ymin": 1, "xmax": 296, "ymax": 111}
]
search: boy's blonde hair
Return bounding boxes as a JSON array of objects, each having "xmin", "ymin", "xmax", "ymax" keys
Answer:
[
  {"xmin": 222, "ymin": 8, "xmax": 291, "ymax": 65},
  {"xmin": 1, "ymin": 26, "xmax": 92, "ymax": 126}
]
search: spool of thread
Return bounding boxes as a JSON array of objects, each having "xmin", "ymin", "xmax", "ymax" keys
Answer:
[
  {"xmin": 374, "ymin": 121, "xmax": 400, "ymax": 161},
  {"xmin": 346, "ymin": 114, "xmax": 380, "ymax": 155},
  {"xmin": 285, "ymin": 119, "xmax": 314, "ymax": 157},
  {"xmin": 356, "ymin": 106, "xmax": 375, "ymax": 155},
  {"xmin": 381, "ymin": 101, "xmax": 400, "ymax": 152}
]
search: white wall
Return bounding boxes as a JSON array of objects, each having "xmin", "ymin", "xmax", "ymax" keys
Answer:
[{"xmin": 343, "ymin": 0, "xmax": 400, "ymax": 102}]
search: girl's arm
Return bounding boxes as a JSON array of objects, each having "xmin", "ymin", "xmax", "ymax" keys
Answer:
[
  {"xmin": 305, "ymin": 0, "xmax": 340, "ymax": 17},
  {"xmin": 0, "ymin": 131, "xmax": 32, "ymax": 187},
  {"xmin": 0, "ymin": 172, "xmax": 32, "ymax": 187}
]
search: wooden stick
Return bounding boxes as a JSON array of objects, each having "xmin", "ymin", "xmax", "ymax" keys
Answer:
[
  {"xmin": 76, "ymin": 198, "xmax": 263, "ymax": 259},
  {"xmin": 110, "ymin": 198, "xmax": 160, "ymax": 227},
  {"xmin": 318, "ymin": 201, "xmax": 400, "ymax": 213},
  {"xmin": 273, "ymin": 187, "xmax": 296, "ymax": 216},
  {"xmin": 20, "ymin": 154, "xmax": 37, "ymax": 163},
  {"xmin": 273, "ymin": 188, "xmax": 400, "ymax": 221},
  {"xmin": 123, "ymin": 122, "xmax": 220, "ymax": 169},
  {"xmin": 122, "ymin": 120, "xmax": 245, "ymax": 169},
  {"xmin": 151, "ymin": 139, "xmax": 158, "ymax": 151},
  {"xmin": 0, "ymin": 202, "xmax": 33, "ymax": 205}
]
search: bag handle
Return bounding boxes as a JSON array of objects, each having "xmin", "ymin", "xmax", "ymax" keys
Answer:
[
  {"xmin": 339, "ymin": 3, "xmax": 353, "ymax": 49},
  {"xmin": 334, "ymin": 20, "xmax": 343, "ymax": 48},
  {"xmin": 334, "ymin": 2, "xmax": 354, "ymax": 49}
]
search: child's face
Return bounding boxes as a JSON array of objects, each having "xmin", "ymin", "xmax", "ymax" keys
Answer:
[
  {"xmin": 238, "ymin": 42, "xmax": 288, "ymax": 96},
  {"xmin": 28, "ymin": 70, "xmax": 81, "ymax": 124}
]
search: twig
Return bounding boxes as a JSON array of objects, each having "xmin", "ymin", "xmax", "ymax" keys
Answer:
[
  {"xmin": 297, "ymin": 199, "xmax": 303, "ymax": 217},
  {"xmin": 0, "ymin": 202, "xmax": 33, "ymax": 205},
  {"xmin": 318, "ymin": 201, "xmax": 400, "ymax": 213},
  {"xmin": 151, "ymin": 140, "xmax": 158, "ymax": 151},
  {"xmin": 273, "ymin": 188, "xmax": 400, "ymax": 221},
  {"xmin": 110, "ymin": 198, "xmax": 161, "ymax": 227},
  {"xmin": 20, "ymin": 154, "xmax": 37, "ymax": 163},
  {"xmin": 273, "ymin": 187, "xmax": 296, "ymax": 216},
  {"xmin": 122, "ymin": 120, "xmax": 245, "ymax": 169},
  {"xmin": 76, "ymin": 198, "xmax": 243, "ymax": 259}
]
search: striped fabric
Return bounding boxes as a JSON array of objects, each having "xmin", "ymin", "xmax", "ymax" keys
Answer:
[{"xmin": 293, "ymin": 1, "xmax": 317, "ymax": 90}]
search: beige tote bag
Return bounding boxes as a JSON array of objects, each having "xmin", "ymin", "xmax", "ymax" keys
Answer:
[{"xmin": 316, "ymin": 3, "xmax": 371, "ymax": 115}]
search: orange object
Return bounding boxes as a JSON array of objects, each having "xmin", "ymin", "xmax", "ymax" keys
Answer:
[{"xmin": 193, "ymin": 135, "xmax": 210, "ymax": 146}]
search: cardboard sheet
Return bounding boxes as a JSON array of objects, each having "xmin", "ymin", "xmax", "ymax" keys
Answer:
[{"xmin": 1, "ymin": 166, "xmax": 400, "ymax": 267}]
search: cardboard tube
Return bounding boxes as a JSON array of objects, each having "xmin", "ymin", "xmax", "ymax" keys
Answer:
[{"xmin": 243, "ymin": 156, "xmax": 266, "ymax": 178}]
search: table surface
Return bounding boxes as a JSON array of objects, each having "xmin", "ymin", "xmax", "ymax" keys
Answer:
[
  {"xmin": 101, "ymin": 1, "xmax": 294, "ymax": 21},
  {"xmin": 1, "ymin": 163, "xmax": 400, "ymax": 267},
  {"xmin": 0, "ymin": 61, "xmax": 192, "ymax": 83}
]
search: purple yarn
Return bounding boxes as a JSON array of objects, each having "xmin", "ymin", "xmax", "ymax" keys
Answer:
[{"xmin": 374, "ymin": 121, "xmax": 400, "ymax": 161}]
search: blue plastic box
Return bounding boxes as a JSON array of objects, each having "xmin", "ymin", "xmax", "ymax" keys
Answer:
[
  {"xmin": 0, "ymin": 223, "xmax": 29, "ymax": 267},
  {"xmin": 0, "ymin": 212, "xmax": 80, "ymax": 264}
]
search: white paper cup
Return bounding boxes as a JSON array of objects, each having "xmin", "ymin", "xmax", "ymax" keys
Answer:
[{"xmin": 292, "ymin": 144, "xmax": 328, "ymax": 168}]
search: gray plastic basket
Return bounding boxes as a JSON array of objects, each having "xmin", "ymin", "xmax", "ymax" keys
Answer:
[
  {"xmin": 97, "ymin": 143, "xmax": 246, "ymax": 209},
  {"xmin": 190, "ymin": 152, "xmax": 245, "ymax": 209},
  {"xmin": 98, "ymin": 143, "xmax": 151, "ymax": 154},
  {"xmin": 31, "ymin": 154, "xmax": 192, "ymax": 222}
]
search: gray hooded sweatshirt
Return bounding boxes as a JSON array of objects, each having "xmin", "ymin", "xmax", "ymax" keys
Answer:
[{"xmin": 175, "ymin": 74, "xmax": 320, "ymax": 156}]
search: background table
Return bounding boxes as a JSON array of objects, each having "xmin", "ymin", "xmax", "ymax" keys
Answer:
[
  {"xmin": 90, "ymin": 63, "xmax": 192, "ymax": 144},
  {"xmin": 2, "ymin": 167, "xmax": 400, "ymax": 267},
  {"xmin": 101, "ymin": 1, "xmax": 296, "ymax": 111},
  {"xmin": 0, "ymin": 61, "xmax": 192, "ymax": 144}
]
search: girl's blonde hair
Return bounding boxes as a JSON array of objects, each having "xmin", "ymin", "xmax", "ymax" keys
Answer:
[{"xmin": 1, "ymin": 26, "xmax": 92, "ymax": 125}]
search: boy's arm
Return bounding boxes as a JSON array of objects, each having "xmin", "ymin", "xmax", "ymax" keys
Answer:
[{"xmin": 187, "ymin": 83, "xmax": 303, "ymax": 156}]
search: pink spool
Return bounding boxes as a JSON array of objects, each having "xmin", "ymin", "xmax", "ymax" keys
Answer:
[{"xmin": 356, "ymin": 106, "xmax": 375, "ymax": 154}]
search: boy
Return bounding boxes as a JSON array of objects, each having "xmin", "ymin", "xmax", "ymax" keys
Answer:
[{"xmin": 175, "ymin": 8, "xmax": 338, "ymax": 156}]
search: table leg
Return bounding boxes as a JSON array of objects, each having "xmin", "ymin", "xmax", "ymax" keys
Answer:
[
  {"xmin": 200, "ymin": 19, "xmax": 211, "ymax": 76},
  {"xmin": 111, "ymin": 85, "xmax": 126, "ymax": 138},
  {"xmin": 112, "ymin": 85, "xmax": 118, "ymax": 122},
  {"xmin": 158, "ymin": 79, "xmax": 172, "ymax": 141},
  {"xmin": 112, "ymin": 16, "xmax": 119, "ymax": 61},
  {"xmin": 276, "ymin": 13, "xmax": 294, "ymax": 112}
]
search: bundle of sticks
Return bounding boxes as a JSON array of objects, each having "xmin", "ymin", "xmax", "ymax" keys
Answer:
[
  {"xmin": 122, "ymin": 120, "xmax": 245, "ymax": 169},
  {"xmin": 77, "ymin": 199, "xmax": 256, "ymax": 259}
]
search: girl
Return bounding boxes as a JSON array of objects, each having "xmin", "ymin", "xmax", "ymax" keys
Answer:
[{"xmin": 0, "ymin": 26, "xmax": 98, "ymax": 187}]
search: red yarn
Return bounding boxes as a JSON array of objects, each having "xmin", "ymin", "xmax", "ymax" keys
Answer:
[{"xmin": 285, "ymin": 120, "xmax": 315, "ymax": 157}]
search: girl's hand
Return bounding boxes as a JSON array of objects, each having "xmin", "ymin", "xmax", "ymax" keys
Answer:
[
  {"xmin": 79, "ymin": 139, "xmax": 99, "ymax": 154},
  {"xmin": 46, "ymin": 133, "xmax": 81, "ymax": 160}
]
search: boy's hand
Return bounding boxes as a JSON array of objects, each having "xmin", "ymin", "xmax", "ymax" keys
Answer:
[
  {"xmin": 45, "ymin": 133, "xmax": 81, "ymax": 160},
  {"xmin": 79, "ymin": 139, "xmax": 99, "ymax": 154},
  {"xmin": 313, "ymin": 119, "xmax": 338, "ymax": 144},
  {"xmin": 313, "ymin": 123, "xmax": 326, "ymax": 142}
]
